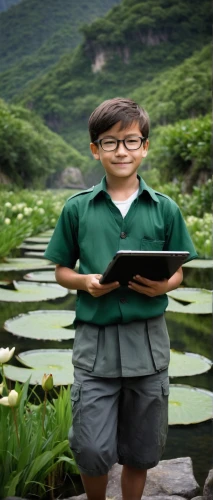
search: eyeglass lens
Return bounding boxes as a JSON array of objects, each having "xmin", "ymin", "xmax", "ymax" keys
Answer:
[{"xmin": 101, "ymin": 137, "xmax": 143, "ymax": 151}]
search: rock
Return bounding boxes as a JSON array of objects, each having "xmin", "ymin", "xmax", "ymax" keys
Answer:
[
  {"xmin": 51, "ymin": 167, "xmax": 86, "ymax": 189},
  {"xmin": 69, "ymin": 457, "xmax": 200, "ymax": 499},
  {"xmin": 203, "ymin": 469, "xmax": 213, "ymax": 500}
]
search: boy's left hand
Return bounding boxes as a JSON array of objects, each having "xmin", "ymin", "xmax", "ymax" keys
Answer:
[{"xmin": 128, "ymin": 276, "xmax": 169, "ymax": 297}]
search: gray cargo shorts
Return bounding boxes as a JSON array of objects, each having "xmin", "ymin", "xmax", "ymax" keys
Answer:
[{"xmin": 68, "ymin": 367, "xmax": 169, "ymax": 477}]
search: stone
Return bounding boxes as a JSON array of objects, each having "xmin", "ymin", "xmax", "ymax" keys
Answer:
[
  {"xmin": 203, "ymin": 469, "xmax": 213, "ymax": 500},
  {"xmin": 68, "ymin": 457, "xmax": 200, "ymax": 499},
  {"xmin": 52, "ymin": 167, "xmax": 86, "ymax": 189}
]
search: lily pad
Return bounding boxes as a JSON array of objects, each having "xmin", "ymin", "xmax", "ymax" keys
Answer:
[
  {"xmin": 169, "ymin": 350, "xmax": 212, "ymax": 377},
  {"xmin": 0, "ymin": 258, "xmax": 54, "ymax": 271},
  {"xmin": 169, "ymin": 384, "xmax": 213, "ymax": 425},
  {"xmin": 0, "ymin": 281, "xmax": 68, "ymax": 302},
  {"xmin": 4, "ymin": 363, "xmax": 74, "ymax": 386},
  {"xmin": 24, "ymin": 270, "xmax": 57, "ymax": 282},
  {"xmin": 24, "ymin": 236, "xmax": 51, "ymax": 244},
  {"xmin": 16, "ymin": 349, "xmax": 73, "ymax": 368},
  {"xmin": 4, "ymin": 310, "xmax": 76, "ymax": 340},
  {"xmin": 167, "ymin": 288, "xmax": 212, "ymax": 314},
  {"xmin": 183, "ymin": 259, "xmax": 213, "ymax": 269},
  {"xmin": 24, "ymin": 251, "xmax": 47, "ymax": 258},
  {"xmin": 20, "ymin": 243, "xmax": 48, "ymax": 251}
]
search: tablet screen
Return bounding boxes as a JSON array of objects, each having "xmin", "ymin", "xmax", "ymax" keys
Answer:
[{"xmin": 99, "ymin": 251, "xmax": 190, "ymax": 285}]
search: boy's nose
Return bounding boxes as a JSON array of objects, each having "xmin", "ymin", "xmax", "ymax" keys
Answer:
[{"xmin": 115, "ymin": 141, "xmax": 128, "ymax": 154}]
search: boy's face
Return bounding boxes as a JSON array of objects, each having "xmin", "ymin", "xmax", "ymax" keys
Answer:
[{"xmin": 90, "ymin": 121, "xmax": 149, "ymax": 181}]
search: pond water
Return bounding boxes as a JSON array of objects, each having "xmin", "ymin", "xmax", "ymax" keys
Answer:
[{"xmin": 0, "ymin": 264, "xmax": 212, "ymax": 496}]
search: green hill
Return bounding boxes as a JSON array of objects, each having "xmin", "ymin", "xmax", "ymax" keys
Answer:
[
  {"xmin": 0, "ymin": 99, "xmax": 90, "ymax": 188},
  {"xmin": 0, "ymin": 0, "xmax": 120, "ymax": 76},
  {"xmin": 0, "ymin": 0, "xmax": 21, "ymax": 12}
]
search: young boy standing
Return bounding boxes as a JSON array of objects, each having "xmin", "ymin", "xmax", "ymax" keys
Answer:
[{"xmin": 44, "ymin": 98, "xmax": 197, "ymax": 500}]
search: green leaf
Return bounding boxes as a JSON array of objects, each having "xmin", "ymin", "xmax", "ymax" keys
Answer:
[
  {"xmin": 5, "ymin": 470, "xmax": 23, "ymax": 497},
  {"xmin": 17, "ymin": 349, "xmax": 73, "ymax": 369},
  {"xmin": 4, "ymin": 364, "xmax": 74, "ymax": 386},
  {"xmin": 183, "ymin": 259, "xmax": 213, "ymax": 269},
  {"xmin": 24, "ymin": 270, "xmax": 57, "ymax": 282},
  {"xmin": 169, "ymin": 350, "xmax": 212, "ymax": 377},
  {"xmin": 4, "ymin": 310, "xmax": 75, "ymax": 339},
  {"xmin": 0, "ymin": 281, "xmax": 68, "ymax": 302},
  {"xmin": 19, "ymin": 243, "xmax": 48, "ymax": 251},
  {"xmin": 166, "ymin": 288, "xmax": 212, "ymax": 314},
  {"xmin": 169, "ymin": 385, "xmax": 213, "ymax": 425},
  {"xmin": 0, "ymin": 258, "xmax": 54, "ymax": 271},
  {"xmin": 22, "ymin": 441, "xmax": 69, "ymax": 494}
]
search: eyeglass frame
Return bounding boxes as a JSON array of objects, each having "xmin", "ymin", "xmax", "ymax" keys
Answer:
[{"xmin": 93, "ymin": 136, "xmax": 148, "ymax": 152}]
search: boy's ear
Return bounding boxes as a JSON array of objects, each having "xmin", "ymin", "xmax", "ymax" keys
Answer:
[
  {"xmin": 90, "ymin": 142, "xmax": 100, "ymax": 160},
  {"xmin": 142, "ymin": 139, "xmax": 149, "ymax": 158}
]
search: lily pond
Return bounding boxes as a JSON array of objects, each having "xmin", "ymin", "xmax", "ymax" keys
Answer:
[{"xmin": 0, "ymin": 233, "xmax": 212, "ymax": 491}]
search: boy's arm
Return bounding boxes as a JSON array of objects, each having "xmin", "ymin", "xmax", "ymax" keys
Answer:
[
  {"xmin": 55, "ymin": 265, "xmax": 120, "ymax": 297},
  {"xmin": 128, "ymin": 266, "xmax": 183, "ymax": 297}
]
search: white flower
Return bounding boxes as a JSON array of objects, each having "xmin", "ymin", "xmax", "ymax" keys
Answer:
[
  {"xmin": 5, "ymin": 202, "xmax": 12, "ymax": 208},
  {"xmin": 37, "ymin": 200, "xmax": 43, "ymax": 205},
  {"xmin": 17, "ymin": 213, "xmax": 23, "ymax": 220},
  {"xmin": 4, "ymin": 218, "xmax": 11, "ymax": 225},
  {"xmin": 38, "ymin": 208, "xmax": 45, "ymax": 215},
  {"xmin": 0, "ymin": 347, "xmax": 15, "ymax": 364},
  {"xmin": 0, "ymin": 382, "xmax": 4, "ymax": 395},
  {"xmin": 0, "ymin": 390, "xmax": 18, "ymax": 407},
  {"xmin": 24, "ymin": 207, "xmax": 33, "ymax": 215}
]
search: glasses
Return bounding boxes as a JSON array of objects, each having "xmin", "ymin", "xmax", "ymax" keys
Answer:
[{"xmin": 94, "ymin": 136, "xmax": 147, "ymax": 152}]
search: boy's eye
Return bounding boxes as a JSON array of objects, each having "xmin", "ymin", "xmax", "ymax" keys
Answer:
[
  {"xmin": 102, "ymin": 139, "xmax": 116, "ymax": 145},
  {"xmin": 126, "ymin": 138, "xmax": 139, "ymax": 144}
]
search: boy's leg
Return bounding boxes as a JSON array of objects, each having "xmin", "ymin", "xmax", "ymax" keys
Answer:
[
  {"xmin": 118, "ymin": 369, "xmax": 169, "ymax": 499},
  {"xmin": 121, "ymin": 465, "xmax": 147, "ymax": 500},
  {"xmin": 81, "ymin": 473, "xmax": 108, "ymax": 500},
  {"xmin": 68, "ymin": 368, "xmax": 121, "ymax": 496}
]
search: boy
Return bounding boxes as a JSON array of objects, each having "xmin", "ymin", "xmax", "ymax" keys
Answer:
[{"xmin": 44, "ymin": 98, "xmax": 197, "ymax": 500}]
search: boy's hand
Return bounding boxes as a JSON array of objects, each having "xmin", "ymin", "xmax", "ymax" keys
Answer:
[
  {"xmin": 85, "ymin": 274, "xmax": 120, "ymax": 297},
  {"xmin": 128, "ymin": 276, "xmax": 169, "ymax": 297}
]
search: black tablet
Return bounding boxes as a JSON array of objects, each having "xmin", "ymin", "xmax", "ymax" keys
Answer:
[{"xmin": 99, "ymin": 250, "xmax": 190, "ymax": 286}]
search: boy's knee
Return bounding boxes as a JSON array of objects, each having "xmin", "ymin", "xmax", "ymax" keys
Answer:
[{"xmin": 70, "ymin": 438, "xmax": 116, "ymax": 476}]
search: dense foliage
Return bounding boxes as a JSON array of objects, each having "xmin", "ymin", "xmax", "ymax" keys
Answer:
[
  {"xmin": 0, "ymin": 0, "xmax": 120, "ymax": 80},
  {"xmin": 0, "ymin": 99, "xmax": 88, "ymax": 188},
  {"xmin": 142, "ymin": 114, "xmax": 211, "ymax": 189},
  {"xmin": 0, "ymin": 0, "xmax": 21, "ymax": 12}
]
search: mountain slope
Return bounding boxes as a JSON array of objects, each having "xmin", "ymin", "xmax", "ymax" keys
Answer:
[
  {"xmin": 0, "ymin": 0, "xmax": 120, "ymax": 73},
  {"xmin": 0, "ymin": 0, "xmax": 21, "ymax": 12}
]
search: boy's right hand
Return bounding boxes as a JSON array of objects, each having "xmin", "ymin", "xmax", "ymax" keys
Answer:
[{"xmin": 85, "ymin": 274, "xmax": 120, "ymax": 297}]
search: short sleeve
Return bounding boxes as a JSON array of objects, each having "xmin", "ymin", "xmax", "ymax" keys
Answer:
[
  {"xmin": 165, "ymin": 204, "xmax": 198, "ymax": 262},
  {"xmin": 44, "ymin": 202, "xmax": 79, "ymax": 268}
]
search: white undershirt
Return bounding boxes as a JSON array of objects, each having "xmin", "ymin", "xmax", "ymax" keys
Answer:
[{"xmin": 112, "ymin": 189, "xmax": 139, "ymax": 218}]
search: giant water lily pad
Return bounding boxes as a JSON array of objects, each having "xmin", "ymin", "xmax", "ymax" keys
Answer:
[
  {"xmin": 24, "ymin": 270, "xmax": 57, "ymax": 282},
  {"xmin": 24, "ymin": 236, "xmax": 50, "ymax": 244},
  {"xmin": 169, "ymin": 385, "xmax": 213, "ymax": 425},
  {"xmin": 0, "ymin": 281, "xmax": 68, "ymax": 302},
  {"xmin": 169, "ymin": 350, "xmax": 212, "ymax": 377},
  {"xmin": 167, "ymin": 288, "xmax": 212, "ymax": 314},
  {"xmin": 4, "ymin": 363, "xmax": 74, "ymax": 386},
  {"xmin": 16, "ymin": 349, "xmax": 73, "ymax": 368},
  {"xmin": 4, "ymin": 310, "xmax": 75, "ymax": 340},
  {"xmin": 183, "ymin": 259, "xmax": 213, "ymax": 269},
  {"xmin": 20, "ymin": 243, "xmax": 48, "ymax": 251},
  {"xmin": 0, "ymin": 258, "xmax": 54, "ymax": 271},
  {"xmin": 24, "ymin": 251, "xmax": 47, "ymax": 258}
]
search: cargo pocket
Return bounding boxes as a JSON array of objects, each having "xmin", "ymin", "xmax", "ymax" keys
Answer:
[
  {"xmin": 68, "ymin": 382, "xmax": 82, "ymax": 453},
  {"xmin": 159, "ymin": 377, "xmax": 169, "ymax": 454}
]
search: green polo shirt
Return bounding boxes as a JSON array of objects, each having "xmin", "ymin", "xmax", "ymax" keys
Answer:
[{"xmin": 44, "ymin": 175, "xmax": 197, "ymax": 327}]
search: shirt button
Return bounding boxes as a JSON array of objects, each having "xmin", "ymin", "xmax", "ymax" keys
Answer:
[
  {"xmin": 120, "ymin": 297, "xmax": 127, "ymax": 303},
  {"xmin": 120, "ymin": 232, "xmax": 127, "ymax": 239}
]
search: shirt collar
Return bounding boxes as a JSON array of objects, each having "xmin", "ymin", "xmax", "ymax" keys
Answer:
[{"xmin": 89, "ymin": 175, "xmax": 159, "ymax": 203}]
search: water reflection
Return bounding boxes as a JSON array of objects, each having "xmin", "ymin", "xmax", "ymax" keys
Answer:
[{"xmin": 0, "ymin": 266, "xmax": 212, "ymax": 490}]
